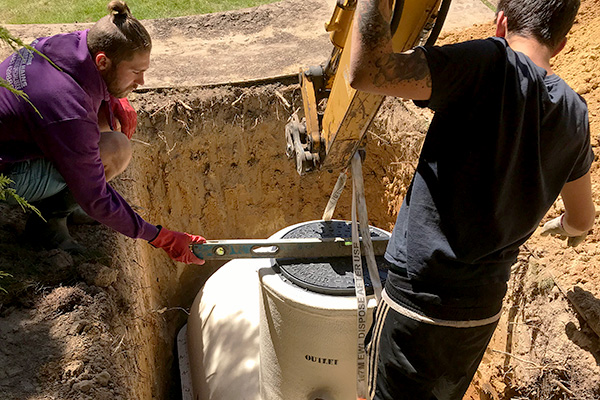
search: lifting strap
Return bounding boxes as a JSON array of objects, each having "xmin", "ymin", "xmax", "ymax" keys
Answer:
[{"xmin": 350, "ymin": 152, "xmax": 383, "ymax": 400}]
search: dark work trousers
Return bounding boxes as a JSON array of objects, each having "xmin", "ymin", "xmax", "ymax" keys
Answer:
[{"xmin": 366, "ymin": 291, "xmax": 499, "ymax": 400}]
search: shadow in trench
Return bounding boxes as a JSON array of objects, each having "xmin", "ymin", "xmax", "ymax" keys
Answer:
[
  {"xmin": 0, "ymin": 204, "xmax": 73, "ymax": 399},
  {"xmin": 0, "ymin": 201, "xmax": 132, "ymax": 399},
  {"xmin": 0, "ymin": 309, "xmax": 63, "ymax": 400},
  {"xmin": 565, "ymin": 286, "xmax": 600, "ymax": 365}
]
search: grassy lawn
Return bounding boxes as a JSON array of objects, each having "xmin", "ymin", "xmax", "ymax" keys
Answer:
[{"xmin": 0, "ymin": 0, "xmax": 275, "ymax": 24}]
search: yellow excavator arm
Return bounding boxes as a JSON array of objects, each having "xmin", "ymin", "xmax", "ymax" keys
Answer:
[{"xmin": 285, "ymin": 0, "xmax": 452, "ymax": 174}]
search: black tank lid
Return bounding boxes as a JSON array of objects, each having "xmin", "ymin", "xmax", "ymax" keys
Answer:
[{"xmin": 274, "ymin": 220, "xmax": 389, "ymax": 296}]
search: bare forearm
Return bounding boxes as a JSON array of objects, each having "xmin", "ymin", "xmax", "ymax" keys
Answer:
[
  {"xmin": 349, "ymin": 0, "xmax": 432, "ymax": 99},
  {"xmin": 563, "ymin": 202, "xmax": 595, "ymax": 233},
  {"xmin": 350, "ymin": 0, "xmax": 395, "ymax": 89},
  {"xmin": 562, "ymin": 172, "xmax": 596, "ymax": 232},
  {"xmin": 355, "ymin": 0, "xmax": 393, "ymax": 54}
]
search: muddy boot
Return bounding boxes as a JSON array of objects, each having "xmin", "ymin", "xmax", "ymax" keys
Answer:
[
  {"xmin": 24, "ymin": 188, "xmax": 86, "ymax": 254},
  {"xmin": 68, "ymin": 206, "xmax": 99, "ymax": 225}
]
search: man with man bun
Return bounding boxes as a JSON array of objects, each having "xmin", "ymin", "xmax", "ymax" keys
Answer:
[
  {"xmin": 0, "ymin": 1, "xmax": 204, "ymax": 264},
  {"xmin": 350, "ymin": 0, "xmax": 594, "ymax": 398}
]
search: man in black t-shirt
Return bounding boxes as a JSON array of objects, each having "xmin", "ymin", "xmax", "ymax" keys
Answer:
[{"xmin": 349, "ymin": 0, "xmax": 595, "ymax": 399}]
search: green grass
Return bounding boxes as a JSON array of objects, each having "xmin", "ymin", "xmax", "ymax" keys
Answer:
[{"xmin": 0, "ymin": 0, "xmax": 275, "ymax": 24}]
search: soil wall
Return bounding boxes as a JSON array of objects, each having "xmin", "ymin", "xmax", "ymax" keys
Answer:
[{"xmin": 116, "ymin": 84, "xmax": 428, "ymax": 398}]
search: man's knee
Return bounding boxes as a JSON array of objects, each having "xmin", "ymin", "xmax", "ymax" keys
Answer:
[
  {"xmin": 3, "ymin": 159, "xmax": 67, "ymax": 203},
  {"xmin": 99, "ymin": 131, "xmax": 132, "ymax": 181}
]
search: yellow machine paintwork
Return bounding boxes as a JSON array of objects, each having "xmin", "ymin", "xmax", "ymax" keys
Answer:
[
  {"xmin": 300, "ymin": 72, "xmax": 322, "ymax": 156},
  {"xmin": 306, "ymin": 0, "xmax": 444, "ymax": 171}
]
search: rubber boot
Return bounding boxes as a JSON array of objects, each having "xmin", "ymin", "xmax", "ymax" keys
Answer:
[
  {"xmin": 68, "ymin": 206, "xmax": 99, "ymax": 225},
  {"xmin": 24, "ymin": 188, "xmax": 86, "ymax": 254}
]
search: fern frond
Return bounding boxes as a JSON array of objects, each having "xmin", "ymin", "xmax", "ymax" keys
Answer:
[
  {"xmin": 0, "ymin": 78, "xmax": 42, "ymax": 118},
  {"xmin": 0, "ymin": 26, "xmax": 61, "ymax": 71},
  {"xmin": 0, "ymin": 174, "xmax": 45, "ymax": 220},
  {"xmin": 0, "ymin": 271, "xmax": 12, "ymax": 293},
  {"xmin": 0, "ymin": 173, "xmax": 13, "ymax": 190}
]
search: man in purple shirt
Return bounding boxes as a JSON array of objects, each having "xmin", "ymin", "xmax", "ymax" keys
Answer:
[{"xmin": 0, "ymin": 1, "xmax": 204, "ymax": 265}]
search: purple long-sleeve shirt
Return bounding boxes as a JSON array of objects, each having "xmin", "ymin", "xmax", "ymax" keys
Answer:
[{"xmin": 0, "ymin": 30, "xmax": 158, "ymax": 241}]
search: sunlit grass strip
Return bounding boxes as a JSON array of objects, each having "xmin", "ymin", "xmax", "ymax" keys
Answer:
[{"xmin": 0, "ymin": 0, "xmax": 275, "ymax": 24}]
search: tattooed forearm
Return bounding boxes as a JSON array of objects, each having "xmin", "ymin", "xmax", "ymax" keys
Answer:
[
  {"xmin": 356, "ymin": 0, "xmax": 392, "ymax": 52},
  {"xmin": 373, "ymin": 50, "xmax": 432, "ymax": 89},
  {"xmin": 351, "ymin": 0, "xmax": 432, "ymax": 97}
]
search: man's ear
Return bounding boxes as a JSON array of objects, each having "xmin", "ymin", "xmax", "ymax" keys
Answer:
[
  {"xmin": 551, "ymin": 37, "xmax": 568, "ymax": 57},
  {"xmin": 95, "ymin": 52, "xmax": 111, "ymax": 71},
  {"xmin": 495, "ymin": 11, "xmax": 508, "ymax": 38}
]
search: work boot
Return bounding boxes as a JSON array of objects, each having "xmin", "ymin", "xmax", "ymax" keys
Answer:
[
  {"xmin": 68, "ymin": 207, "xmax": 99, "ymax": 225},
  {"xmin": 24, "ymin": 188, "xmax": 86, "ymax": 254}
]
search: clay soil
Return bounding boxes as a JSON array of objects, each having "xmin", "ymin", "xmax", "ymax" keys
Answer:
[{"xmin": 1, "ymin": 0, "xmax": 600, "ymax": 399}]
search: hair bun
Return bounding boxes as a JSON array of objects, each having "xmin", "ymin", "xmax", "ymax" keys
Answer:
[{"xmin": 107, "ymin": 0, "xmax": 131, "ymax": 17}]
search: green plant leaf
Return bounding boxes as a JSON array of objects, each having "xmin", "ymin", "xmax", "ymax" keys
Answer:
[
  {"xmin": 0, "ymin": 174, "xmax": 45, "ymax": 221},
  {"xmin": 0, "ymin": 271, "xmax": 12, "ymax": 293},
  {"xmin": 0, "ymin": 78, "xmax": 42, "ymax": 118},
  {"xmin": 0, "ymin": 26, "xmax": 61, "ymax": 71}
]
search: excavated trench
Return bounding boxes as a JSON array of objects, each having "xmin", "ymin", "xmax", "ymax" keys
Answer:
[{"xmin": 106, "ymin": 82, "xmax": 429, "ymax": 398}]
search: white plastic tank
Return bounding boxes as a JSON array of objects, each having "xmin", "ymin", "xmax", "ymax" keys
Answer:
[
  {"xmin": 184, "ymin": 257, "xmax": 266, "ymax": 400},
  {"xmin": 182, "ymin": 220, "xmax": 389, "ymax": 400}
]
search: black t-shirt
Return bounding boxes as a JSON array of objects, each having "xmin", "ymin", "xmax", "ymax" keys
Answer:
[{"xmin": 384, "ymin": 37, "xmax": 594, "ymax": 320}]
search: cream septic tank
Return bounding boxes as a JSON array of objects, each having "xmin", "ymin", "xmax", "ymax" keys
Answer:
[{"xmin": 178, "ymin": 220, "xmax": 390, "ymax": 400}]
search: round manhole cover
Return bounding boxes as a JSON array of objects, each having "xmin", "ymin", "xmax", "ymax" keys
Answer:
[{"xmin": 274, "ymin": 220, "xmax": 389, "ymax": 296}]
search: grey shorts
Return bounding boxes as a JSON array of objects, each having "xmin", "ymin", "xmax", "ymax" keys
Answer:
[{"xmin": 3, "ymin": 158, "xmax": 67, "ymax": 202}]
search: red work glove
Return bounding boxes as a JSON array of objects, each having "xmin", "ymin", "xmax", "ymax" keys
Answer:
[
  {"xmin": 108, "ymin": 95, "xmax": 137, "ymax": 139},
  {"xmin": 149, "ymin": 226, "xmax": 206, "ymax": 265}
]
